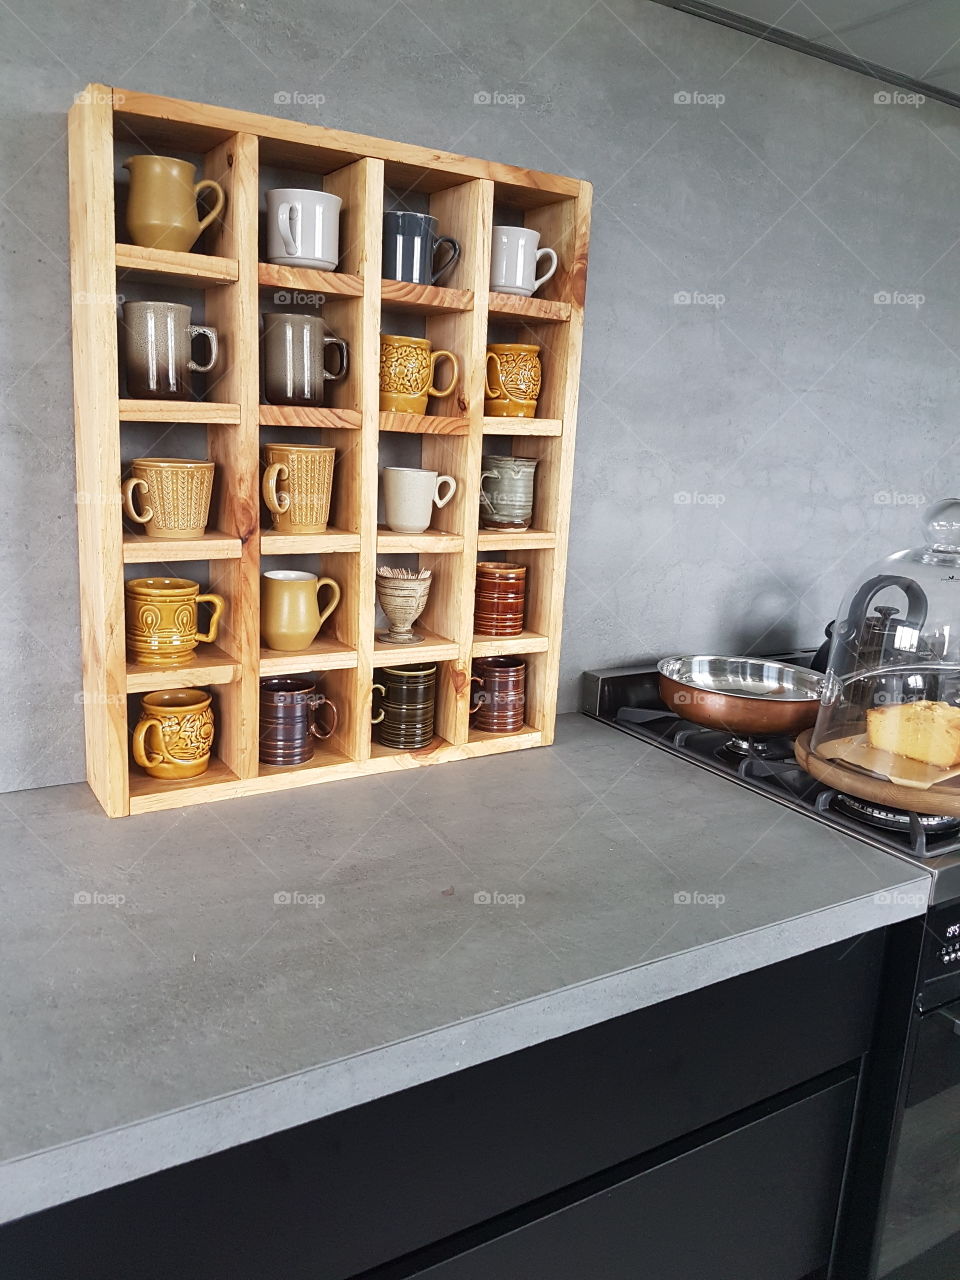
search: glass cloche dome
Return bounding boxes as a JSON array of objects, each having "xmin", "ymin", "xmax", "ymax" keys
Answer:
[{"xmin": 809, "ymin": 499, "xmax": 960, "ymax": 783}]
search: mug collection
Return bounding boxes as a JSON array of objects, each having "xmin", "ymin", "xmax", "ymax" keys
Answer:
[{"xmin": 119, "ymin": 158, "xmax": 549, "ymax": 778}]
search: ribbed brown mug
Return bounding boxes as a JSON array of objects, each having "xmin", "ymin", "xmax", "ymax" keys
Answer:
[
  {"xmin": 259, "ymin": 677, "xmax": 338, "ymax": 767},
  {"xmin": 373, "ymin": 664, "xmax": 436, "ymax": 749},
  {"xmin": 471, "ymin": 657, "xmax": 526, "ymax": 733},
  {"xmin": 474, "ymin": 562, "xmax": 527, "ymax": 637}
]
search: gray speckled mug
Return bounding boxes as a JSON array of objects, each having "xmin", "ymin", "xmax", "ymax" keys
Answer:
[{"xmin": 122, "ymin": 300, "xmax": 219, "ymax": 399}]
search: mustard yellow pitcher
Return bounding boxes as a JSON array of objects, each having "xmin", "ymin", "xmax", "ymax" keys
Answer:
[{"xmin": 123, "ymin": 155, "xmax": 225, "ymax": 253}]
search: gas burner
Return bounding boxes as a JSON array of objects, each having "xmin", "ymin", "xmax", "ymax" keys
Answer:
[{"xmin": 833, "ymin": 793, "xmax": 960, "ymax": 837}]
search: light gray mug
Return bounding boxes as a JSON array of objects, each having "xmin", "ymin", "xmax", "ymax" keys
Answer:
[
  {"xmin": 489, "ymin": 226, "xmax": 558, "ymax": 297},
  {"xmin": 382, "ymin": 467, "xmax": 456, "ymax": 534},
  {"xmin": 479, "ymin": 455, "xmax": 538, "ymax": 530}
]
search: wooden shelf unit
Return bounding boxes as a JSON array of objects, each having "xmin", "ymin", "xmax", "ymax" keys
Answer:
[{"xmin": 69, "ymin": 84, "xmax": 590, "ymax": 816}]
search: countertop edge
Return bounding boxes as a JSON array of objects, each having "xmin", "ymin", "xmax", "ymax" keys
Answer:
[{"xmin": 0, "ymin": 879, "xmax": 929, "ymax": 1225}]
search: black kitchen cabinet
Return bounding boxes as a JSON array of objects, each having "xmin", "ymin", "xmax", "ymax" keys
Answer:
[{"xmin": 1, "ymin": 931, "xmax": 893, "ymax": 1280}]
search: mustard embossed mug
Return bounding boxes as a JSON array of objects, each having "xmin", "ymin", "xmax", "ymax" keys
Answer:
[
  {"xmin": 379, "ymin": 334, "xmax": 459, "ymax": 415},
  {"xmin": 125, "ymin": 577, "xmax": 225, "ymax": 666}
]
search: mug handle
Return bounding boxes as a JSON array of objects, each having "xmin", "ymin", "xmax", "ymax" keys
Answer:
[
  {"xmin": 427, "ymin": 350, "xmax": 460, "ymax": 398},
  {"xmin": 323, "ymin": 336, "xmax": 349, "ymax": 381},
  {"xmin": 195, "ymin": 593, "xmax": 225, "ymax": 644},
  {"xmin": 316, "ymin": 577, "xmax": 342, "ymax": 631},
  {"xmin": 277, "ymin": 201, "xmax": 300, "ymax": 257},
  {"xmin": 132, "ymin": 716, "xmax": 177, "ymax": 767},
  {"xmin": 187, "ymin": 325, "xmax": 219, "ymax": 373},
  {"xmin": 193, "ymin": 179, "xmax": 226, "ymax": 237},
  {"xmin": 371, "ymin": 683, "xmax": 386, "ymax": 725},
  {"xmin": 434, "ymin": 475, "xmax": 457, "ymax": 509},
  {"xmin": 122, "ymin": 477, "xmax": 152, "ymax": 524},
  {"xmin": 431, "ymin": 236, "xmax": 461, "ymax": 283},
  {"xmin": 478, "ymin": 468, "xmax": 498, "ymax": 513},
  {"xmin": 309, "ymin": 693, "xmax": 339, "ymax": 741},
  {"xmin": 469, "ymin": 674, "xmax": 484, "ymax": 715},
  {"xmin": 532, "ymin": 246, "xmax": 558, "ymax": 293},
  {"xmin": 262, "ymin": 461, "xmax": 290, "ymax": 513}
]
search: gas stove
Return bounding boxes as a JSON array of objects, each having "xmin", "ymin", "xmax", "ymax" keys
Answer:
[{"xmin": 583, "ymin": 654, "xmax": 960, "ymax": 904}]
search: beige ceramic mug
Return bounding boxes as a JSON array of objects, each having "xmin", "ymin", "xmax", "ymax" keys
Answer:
[
  {"xmin": 381, "ymin": 467, "xmax": 456, "ymax": 534},
  {"xmin": 261, "ymin": 570, "xmax": 341, "ymax": 651},
  {"xmin": 123, "ymin": 155, "xmax": 225, "ymax": 253},
  {"xmin": 262, "ymin": 444, "xmax": 336, "ymax": 535},
  {"xmin": 122, "ymin": 458, "xmax": 214, "ymax": 540}
]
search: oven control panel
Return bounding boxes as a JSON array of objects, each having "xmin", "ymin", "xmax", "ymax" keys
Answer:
[{"xmin": 920, "ymin": 900, "xmax": 960, "ymax": 1010}]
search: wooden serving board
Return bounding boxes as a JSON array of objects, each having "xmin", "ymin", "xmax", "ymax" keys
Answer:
[{"xmin": 795, "ymin": 729, "xmax": 960, "ymax": 816}]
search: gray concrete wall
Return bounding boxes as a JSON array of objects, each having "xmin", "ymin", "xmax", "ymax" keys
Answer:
[{"xmin": 1, "ymin": 0, "xmax": 956, "ymax": 791}]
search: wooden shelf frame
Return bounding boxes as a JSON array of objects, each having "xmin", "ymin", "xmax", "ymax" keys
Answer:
[{"xmin": 70, "ymin": 84, "xmax": 590, "ymax": 816}]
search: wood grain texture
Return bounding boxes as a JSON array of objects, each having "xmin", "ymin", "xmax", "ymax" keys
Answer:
[
  {"xmin": 377, "ymin": 530, "xmax": 464, "ymax": 554},
  {"xmin": 122, "ymin": 531, "xmax": 242, "ymax": 562},
  {"xmin": 116, "ymin": 243, "xmax": 238, "ymax": 285},
  {"xmin": 69, "ymin": 89, "xmax": 128, "ymax": 816},
  {"xmin": 126, "ymin": 644, "xmax": 239, "ymax": 692},
  {"xmin": 487, "ymin": 292, "xmax": 570, "ymax": 324},
  {"xmin": 260, "ymin": 528, "xmax": 361, "ymax": 555},
  {"xmin": 259, "ymin": 637, "xmax": 358, "ymax": 676},
  {"xmin": 471, "ymin": 630, "xmax": 550, "ymax": 658},
  {"xmin": 476, "ymin": 530, "xmax": 556, "ymax": 551},
  {"xmin": 380, "ymin": 279, "xmax": 473, "ymax": 315},
  {"xmin": 120, "ymin": 399, "xmax": 240, "ymax": 423},
  {"xmin": 379, "ymin": 411, "xmax": 469, "ymax": 436},
  {"xmin": 481, "ymin": 416, "xmax": 562, "ymax": 436},
  {"xmin": 258, "ymin": 405, "xmax": 361, "ymax": 429},
  {"xmin": 257, "ymin": 262, "xmax": 363, "ymax": 296}
]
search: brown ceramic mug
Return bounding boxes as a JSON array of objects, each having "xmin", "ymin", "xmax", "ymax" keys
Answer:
[
  {"xmin": 484, "ymin": 343, "xmax": 542, "ymax": 419},
  {"xmin": 380, "ymin": 334, "xmax": 459, "ymax": 415},
  {"xmin": 122, "ymin": 301, "xmax": 219, "ymax": 399},
  {"xmin": 262, "ymin": 444, "xmax": 336, "ymax": 534},
  {"xmin": 125, "ymin": 577, "xmax": 225, "ymax": 666},
  {"xmin": 471, "ymin": 656, "xmax": 526, "ymax": 733},
  {"xmin": 261, "ymin": 313, "xmax": 348, "ymax": 407},
  {"xmin": 123, "ymin": 155, "xmax": 225, "ymax": 253},
  {"xmin": 372, "ymin": 664, "xmax": 436, "ymax": 749},
  {"xmin": 132, "ymin": 689, "xmax": 214, "ymax": 780},
  {"xmin": 259, "ymin": 677, "xmax": 338, "ymax": 767},
  {"xmin": 474, "ymin": 562, "xmax": 527, "ymax": 637}
]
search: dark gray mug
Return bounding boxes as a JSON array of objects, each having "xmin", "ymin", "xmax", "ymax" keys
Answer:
[
  {"xmin": 382, "ymin": 211, "xmax": 460, "ymax": 285},
  {"xmin": 261, "ymin": 312, "xmax": 348, "ymax": 406}
]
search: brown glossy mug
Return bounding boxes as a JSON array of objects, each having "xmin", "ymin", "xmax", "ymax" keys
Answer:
[
  {"xmin": 372, "ymin": 663, "xmax": 436, "ymax": 749},
  {"xmin": 259, "ymin": 677, "xmax": 338, "ymax": 767},
  {"xmin": 125, "ymin": 577, "xmax": 225, "ymax": 666},
  {"xmin": 471, "ymin": 656, "xmax": 526, "ymax": 733},
  {"xmin": 474, "ymin": 562, "xmax": 527, "ymax": 637},
  {"xmin": 132, "ymin": 689, "xmax": 214, "ymax": 780}
]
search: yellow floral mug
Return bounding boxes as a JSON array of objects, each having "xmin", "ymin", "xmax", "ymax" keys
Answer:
[
  {"xmin": 379, "ymin": 334, "xmax": 459, "ymax": 415},
  {"xmin": 132, "ymin": 689, "xmax": 214, "ymax": 780},
  {"xmin": 484, "ymin": 343, "xmax": 542, "ymax": 419}
]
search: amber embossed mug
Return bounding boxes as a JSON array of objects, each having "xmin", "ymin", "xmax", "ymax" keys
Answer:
[
  {"xmin": 262, "ymin": 444, "xmax": 336, "ymax": 534},
  {"xmin": 379, "ymin": 334, "xmax": 459, "ymax": 415},
  {"xmin": 125, "ymin": 577, "xmax": 225, "ymax": 666},
  {"xmin": 123, "ymin": 155, "xmax": 225, "ymax": 253},
  {"xmin": 132, "ymin": 689, "xmax": 215, "ymax": 780},
  {"xmin": 484, "ymin": 343, "xmax": 542, "ymax": 419},
  {"xmin": 122, "ymin": 458, "xmax": 214, "ymax": 540},
  {"xmin": 261, "ymin": 570, "xmax": 341, "ymax": 652}
]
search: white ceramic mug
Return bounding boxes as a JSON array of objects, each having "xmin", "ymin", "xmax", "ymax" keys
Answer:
[
  {"xmin": 382, "ymin": 467, "xmax": 456, "ymax": 535},
  {"xmin": 490, "ymin": 226, "xmax": 558, "ymax": 297},
  {"xmin": 266, "ymin": 188, "xmax": 342, "ymax": 270}
]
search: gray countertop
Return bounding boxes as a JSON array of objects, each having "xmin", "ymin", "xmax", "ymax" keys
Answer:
[{"xmin": 0, "ymin": 714, "xmax": 929, "ymax": 1223}]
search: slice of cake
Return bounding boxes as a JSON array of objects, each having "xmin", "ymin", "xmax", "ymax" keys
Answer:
[{"xmin": 866, "ymin": 700, "xmax": 960, "ymax": 769}]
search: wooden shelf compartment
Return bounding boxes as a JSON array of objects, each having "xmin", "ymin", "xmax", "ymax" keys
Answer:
[
  {"xmin": 260, "ymin": 528, "xmax": 361, "ymax": 555},
  {"xmin": 120, "ymin": 399, "xmax": 241, "ymax": 424},
  {"xmin": 487, "ymin": 292, "xmax": 570, "ymax": 324},
  {"xmin": 376, "ymin": 529, "xmax": 464, "ymax": 554},
  {"xmin": 468, "ymin": 725, "xmax": 542, "ymax": 747},
  {"xmin": 379, "ymin": 411, "xmax": 470, "ymax": 436},
  {"xmin": 258, "ymin": 262, "xmax": 363, "ymax": 297},
  {"xmin": 481, "ymin": 416, "xmax": 562, "ymax": 437},
  {"xmin": 471, "ymin": 630, "xmax": 550, "ymax": 658},
  {"xmin": 257, "ymin": 744, "xmax": 355, "ymax": 778},
  {"xmin": 259, "ymin": 636, "xmax": 358, "ymax": 676},
  {"xmin": 116, "ymin": 243, "xmax": 238, "ymax": 286},
  {"xmin": 126, "ymin": 643, "xmax": 239, "ymax": 692},
  {"xmin": 122, "ymin": 530, "xmax": 242, "ymax": 563},
  {"xmin": 380, "ymin": 279, "xmax": 473, "ymax": 315},
  {"xmin": 259, "ymin": 405, "xmax": 362, "ymax": 429},
  {"xmin": 373, "ymin": 628, "xmax": 460, "ymax": 665},
  {"xmin": 477, "ymin": 529, "xmax": 556, "ymax": 551},
  {"xmin": 128, "ymin": 755, "xmax": 242, "ymax": 812}
]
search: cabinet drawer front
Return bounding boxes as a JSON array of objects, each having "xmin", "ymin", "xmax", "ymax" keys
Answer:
[{"xmin": 408, "ymin": 1078, "xmax": 857, "ymax": 1280}]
